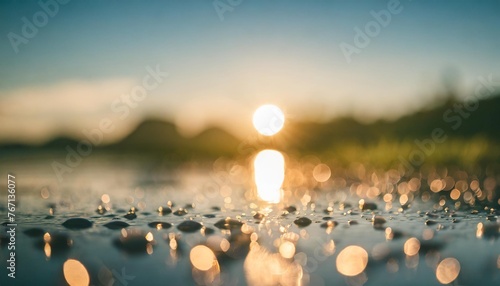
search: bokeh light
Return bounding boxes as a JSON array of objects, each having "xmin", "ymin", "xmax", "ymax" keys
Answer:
[
  {"xmin": 63, "ymin": 259, "xmax": 90, "ymax": 286},
  {"xmin": 336, "ymin": 245, "xmax": 369, "ymax": 276},
  {"xmin": 436, "ymin": 258, "xmax": 460, "ymax": 284}
]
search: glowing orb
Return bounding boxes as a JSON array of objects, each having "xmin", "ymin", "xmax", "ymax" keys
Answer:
[{"xmin": 252, "ymin": 104, "xmax": 285, "ymax": 136}]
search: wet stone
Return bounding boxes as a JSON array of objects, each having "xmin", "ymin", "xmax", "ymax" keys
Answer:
[
  {"xmin": 211, "ymin": 206, "xmax": 221, "ymax": 211},
  {"xmin": 177, "ymin": 220, "xmax": 203, "ymax": 232},
  {"xmin": 425, "ymin": 219, "xmax": 437, "ymax": 226},
  {"xmin": 323, "ymin": 216, "xmax": 333, "ymax": 220},
  {"xmin": 202, "ymin": 227, "xmax": 215, "ymax": 235},
  {"xmin": 294, "ymin": 217, "xmax": 312, "ymax": 227},
  {"xmin": 470, "ymin": 210, "xmax": 479, "ymax": 215},
  {"xmin": 62, "ymin": 218, "xmax": 93, "ymax": 230},
  {"xmin": 214, "ymin": 218, "xmax": 243, "ymax": 230},
  {"xmin": 348, "ymin": 220, "xmax": 358, "ymax": 225},
  {"xmin": 173, "ymin": 208, "xmax": 188, "ymax": 216},
  {"xmin": 203, "ymin": 214, "xmax": 216, "ymax": 218},
  {"xmin": 23, "ymin": 228, "xmax": 45, "ymax": 238},
  {"xmin": 124, "ymin": 212, "xmax": 137, "ymax": 220},
  {"xmin": 283, "ymin": 206, "xmax": 297, "ymax": 213},
  {"xmin": 157, "ymin": 207, "xmax": 172, "ymax": 215},
  {"xmin": 253, "ymin": 213, "xmax": 264, "ymax": 221},
  {"xmin": 486, "ymin": 215, "xmax": 496, "ymax": 221},
  {"xmin": 148, "ymin": 221, "xmax": 172, "ymax": 229},
  {"xmin": 45, "ymin": 215, "xmax": 55, "ymax": 219},
  {"xmin": 104, "ymin": 221, "xmax": 130, "ymax": 230},
  {"xmin": 360, "ymin": 202, "xmax": 377, "ymax": 211},
  {"xmin": 96, "ymin": 205, "xmax": 107, "ymax": 215},
  {"xmin": 324, "ymin": 207, "xmax": 334, "ymax": 214},
  {"xmin": 372, "ymin": 216, "xmax": 386, "ymax": 226}
]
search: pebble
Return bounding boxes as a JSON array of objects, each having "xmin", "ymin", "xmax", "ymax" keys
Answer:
[
  {"xmin": 103, "ymin": 221, "xmax": 130, "ymax": 230},
  {"xmin": 253, "ymin": 213, "xmax": 264, "ymax": 221},
  {"xmin": 177, "ymin": 220, "xmax": 203, "ymax": 232},
  {"xmin": 173, "ymin": 208, "xmax": 188, "ymax": 216},
  {"xmin": 425, "ymin": 219, "xmax": 437, "ymax": 226},
  {"xmin": 348, "ymin": 220, "xmax": 358, "ymax": 225},
  {"xmin": 96, "ymin": 205, "xmax": 107, "ymax": 215},
  {"xmin": 283, "ymin": 206, "xmax": 297, "ymax": 213},
  {"xmin": 360, "ymin": 201, "xmax": 377, "ymax": 211},
  {"xmin": 202, "ymin": 227, "xmax": 215, "ymax": 235},
  {"xmin": 124, "ymin": 212, "xmax": 137, "ymax": 220},
  {"xmin": 148, "ymin": 222, "xmax": 172, "ymax": 229},
  {"xmin": 157, "ymin": 206, "xmax": 172, "ymax": 215},
  {"xmin": 214, "ymin": 218, "xmax": 243, "ymax": 230},
  {"xmin": 203, "ymin": 214, "xmax": 216, "ymax": 218},
  {"xmin": 294, "ymin": 217, "xmax": 312, "ymax": 227},
  {"xmin": 372, "ymin": 216, "xmax": 386, "ymax": 226},
  {"xmin": 62, "ymin": 218, "xmax": 93, "ymax": 230},
  {"xmin": 324, "ymin": 207, "xmax": 334, "ymax": 214}
]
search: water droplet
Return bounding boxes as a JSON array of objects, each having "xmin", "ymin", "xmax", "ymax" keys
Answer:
[
  {"xmin": 214, "ymin": 218, "xmax": 243, "ymax": 230},
  {"xmin": 177, "ymin": 220, "xmax": 203, "ymax": 232},
  {"xmin": 103, "ymin": 221, "xmax": 130, "ymax": 230},
  {"xmin": 62, "ymin": 218, "xmax": 93, "ymax": 230},
  {"xmin": 294, "ymin": 217, "xmax": 312, "ymax": 227},
  {"xmin": 148, "ymin": 221, "xmax": 172, "ymax": 229}
]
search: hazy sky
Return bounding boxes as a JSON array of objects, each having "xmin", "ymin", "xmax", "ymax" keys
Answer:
[{"xmin": 1, "ymin": 0, "xmax": 499, "ymax": 143}]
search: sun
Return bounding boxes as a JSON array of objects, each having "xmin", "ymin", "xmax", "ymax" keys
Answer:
[{"xmin": 252, "ymin": 104, "xmax": 285, "ymax": 136}]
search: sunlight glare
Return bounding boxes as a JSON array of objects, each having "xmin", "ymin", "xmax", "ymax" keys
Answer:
[
  {"xmin": 254, "ymin": 150, "xmax": 285, "ymax": 203},
  {"xmin": 252, "ymin": 104, "xmax": 285, "ymax": 136}
]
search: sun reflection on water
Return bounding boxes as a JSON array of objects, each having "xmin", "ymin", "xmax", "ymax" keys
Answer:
[{"xmin": 254, "ymin": 150, "xmax": 285, "ymax": 204}]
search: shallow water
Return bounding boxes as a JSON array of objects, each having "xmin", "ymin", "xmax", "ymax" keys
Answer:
[{"xmin": 0, "ymin": 155, "xmax": 499, "ymax": 286}]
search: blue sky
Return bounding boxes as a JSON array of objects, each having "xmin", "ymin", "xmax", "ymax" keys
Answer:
[{"xmin": 1, "ymin": 0, "xmax": 500, "ymax": 143}]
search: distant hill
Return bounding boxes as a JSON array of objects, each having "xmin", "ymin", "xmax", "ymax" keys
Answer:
[
  {"xmin": 1, "ymin": 94, "xmax": 499, "ymax": 161},
  {"xmin": 288, "ymin": 94, "xmax": 500, "ymax": 152}
]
